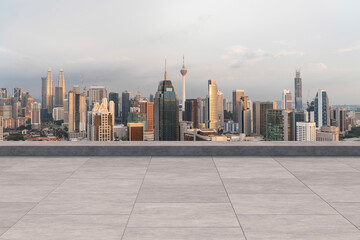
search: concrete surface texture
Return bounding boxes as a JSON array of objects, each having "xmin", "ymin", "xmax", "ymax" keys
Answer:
[
  {"xmin": 0, "ymin": 156, "xmax": 359, "ymax": 239},
  {"xmin": 1, "ymin": 142, "xmax": 360, "ymax": 156}
]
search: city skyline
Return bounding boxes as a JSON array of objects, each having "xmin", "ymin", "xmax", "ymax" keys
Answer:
[{"xmin": 0, "ymin": 0, "xmax": 359, "ymax": 104}]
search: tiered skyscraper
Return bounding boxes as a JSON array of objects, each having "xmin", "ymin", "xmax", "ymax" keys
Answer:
[
  {"xmin": 294, "ymin": 70, "xmax": 302, "ymax": 111},
  {"xmin": 180, "ymin": 56, "xmax": 187, "ymax": 111},
  {"xmin": 58, "ymin": 67, "xmax": 66, "ymax": 101},
  {"xmin": 154, "ymin": 60, "xmax": 179, "ymax": 141}
]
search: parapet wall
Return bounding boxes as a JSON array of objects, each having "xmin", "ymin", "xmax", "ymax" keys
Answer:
[{"xmin": 0, "ymin": 142, "xmax": 359, "ymax": 156}]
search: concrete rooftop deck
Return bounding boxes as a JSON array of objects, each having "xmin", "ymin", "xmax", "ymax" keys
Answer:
[{"xmin": 0, "ymin": 156, "xmax": 360, "ymax": 239}]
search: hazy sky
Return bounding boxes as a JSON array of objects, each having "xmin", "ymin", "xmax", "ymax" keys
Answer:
[{"xmin": 0, "ymin": 0, "xmax": 359, "ymax": 104}]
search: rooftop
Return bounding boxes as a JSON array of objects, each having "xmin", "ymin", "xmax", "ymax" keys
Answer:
[{"xmin": 0, "ymin": 155, "xmax": 360, "ymax": 239}]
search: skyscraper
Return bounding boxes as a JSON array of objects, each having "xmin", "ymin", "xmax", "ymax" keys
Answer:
[
  {"xmin": 185, "ymin": 99, "xmax": 199, "ymax": 128},
  {"xmin": 88, "ymin": 86, "xmax": 107, "ymax": 110},
  {"xmin": 232, "ymin": 90, "xmax": 245, "ymax": 123},
  {"xmin": 58, "ymin": 67, "xmax": 66, "ymax": 102},
  {"xmin": 314, "ymin": 89, "xmax": 330, "ymax": 128},
  {"xmin": 54, "ymin": 87, "xmax": 64, "ymax": 107},
  {"xmin": 46, "ymin": 67, "xmax": 53, "ymax": 114},
  {"xmin": 154, "ymin": 60, "xmax": 179, "ymax": 141},
  {"xmin": 68, "ymin": 90, "xmax": 87, "ymax": 139},
  {"xmin": 253, "ymin": 101, "xmax": 277, "ymax": 137},
  {"xmin": 31, "ymin": 103, "xmax": 41, "ymax": 129},
  {"xmin": 180, "ymin": 55, "xmax": 187, "ymax": 111},
  {"xmin": 330, "ymin": 107, "xmax": 346, "ymax": 136},
  {"xmin": 140, "ymin": 101, "xmax": 154, "ymax": 131},
  {"xmin": 294, "ymin": 70, "xmax": 302, "ymax": 111},
  {"xmin": 266, "ymin": 109, "xmax": 294, "ymax": 141},
  {"xmin": 282, "ymin": 89, "xmax": 292, "ymax": 110},
  {"xmin": 87, "ymin": 98, "xmax": 114, "ymax": 141},
  {"xmin": 41, "ymin": 77, "xmax": 47, "ymax": 110},
  {"xmin": 13, "ymin": 88, "xmax": 21, "ymax": 102},
  {"xmin": 109, "ymin": 92, "xmax": 119, "ymax": 120},
  {"xmin": 217, "ymin": 90, "xmax": 224, "ymax": 130},
  {"xmin": 206, "ymin": 80, "xmax": 218, "ymax": 129},
  {"xmin": 0, "ymin": 88, "xmax": 7, "ymax": 98},
  {"xmin": 122, "ymin": 90, "xmax": 131, "ymax": 125},
  {"xmin": 238, "ymin": 96, "xmax": 251, "ymax": 136}
]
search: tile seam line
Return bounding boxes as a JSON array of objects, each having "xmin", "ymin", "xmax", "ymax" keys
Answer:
[
  {"xmin": 211, "ymin": 155, "xmax": 248, "ymax": 240},
  {"xmin": 272, "ymin": 156, "xmax": 360, "ymax": 232},
  {"xmin": 0, "ymin": 156, "xmax": 91, "ymax": 238},
  {"xmin": 334, "ymin": 157, "xmax": 360, "ymax": 172},
  {"xmin": 120, "ymin": 156, "xmax": 152, "ymax": 240}
]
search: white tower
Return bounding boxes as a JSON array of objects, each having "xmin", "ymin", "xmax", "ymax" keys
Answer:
[{"xmin": 180, "ymin": 55, "xmax": 187, "ymax": 111}]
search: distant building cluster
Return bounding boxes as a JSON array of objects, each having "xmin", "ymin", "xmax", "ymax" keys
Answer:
[{"xmin": 0, "ymin": 59, "xmax": 359, "ymax": 142}]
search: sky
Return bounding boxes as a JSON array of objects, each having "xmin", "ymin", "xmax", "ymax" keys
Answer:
[{"xmin": 0, "ymin": 0, "xmax": 359, "ymax": 104}]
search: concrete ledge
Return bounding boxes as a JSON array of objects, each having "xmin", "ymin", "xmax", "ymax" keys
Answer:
[{"xmin": 1, "ymin": 142, "xmax": 360, "ymax": 156}]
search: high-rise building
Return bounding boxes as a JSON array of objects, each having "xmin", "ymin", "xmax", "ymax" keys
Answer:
[
  {"xmin": 294, "ymin": 70, "xmax": 302, "ymax": 111},
  {"xmin": 180, "ymin": 55, "xmax": 187, "ymax": 111},
  {"xmin": 54, "ymin": 87, "xmax": 64, "ymax": 107},
  {"xmin": 31, "ymin": 103, "xmax": 41, "ymax": 129},
  {"xmin": 87, "ymin": 98, "xmax": 114, "ymax": 141},
  {"xmin": 154, "ymin": 61, "xmax": 179, "ymax": 141},
  {"xmin": 139, "ymin": 101, "xmax": 154, "ymax": 131},
  {"xmin": 52, "ymin": 107, "xmax": 64, "ymax": 121},
  {"xmin": 11, "ymin": 99, "xmax": 18, "ymax": 119},
  {"xmin": 330, "ymin": 107, "xmax": 346, "ymax": 136},
  {"xmin": 122, "ymin": 90, "xmax": 131, "ymax": 125},
  {"xmin": 253, "ymin": 101, "xmax": 277, "ymax": 136},
  {"xmin": 206, "ymin": 80, "xmax": 218, "ymax": 129},
  {"xmin": 266, "ymin": 109, "xmax": 294, "ymax": 141},
  {"xmin": 238, "ymin": 96, "xmax": 251, "ymax": 136},
  {"xmin": 198, "ymin": 98, "xmax": 206, "ymax": 125},
  {"xmin": 282, "ymin": 89, "xmax": 292, "ymax": 110},
  {"xmin": 316, "ymin": 126, "xmax": 339, "ymax": 141},
  {"xmin": 232, "ymin": 90, "xmax": 245, "ymax": 123},
  {"xmin": 128, "ymin": 123, "xmax": 144, "ymax": 141},
  {"xmin": 41, "ymin": 77, "xmax": 47, "ymax": 110},
  {"xmin": 58, "ymin": 67, "xmax": 66, "ymax": 102},
  {"xmin": 296, "ymin": 122, "xmax": 316, "ymax": 141},
  {"xmin": 88, "ymin": 86, "xmax": 107, "ymax": 110},
  {"xmin": 109, "ymin": 92, "xmax": 119, "ymax": 119},
  {"xmin": 149, "ymin": 94, "xmax": 154, "ymax": 103},
  {"xmin": 68, "ymin": 90, "xmax": 87, "ymax": 139},
  {"xmin": 0, "ymin": 88, "xmax": 7, "ymax": 98},
  {"xmin": 25, "ymin": 96, "xmax": 34, "ymax": 118},
  {"xmin": 13, "ymin": 88, "xmax": 21, "ymax": 102},
  {"xmin": 0, "ymin": 105, "xmax": 12, "ymax": 120},
  {"xmin": 185, "ymin": 99, "xmax": 199, "ymax": 128},
  {"xmin": 314, "ymin": 89, "xmax": 330, "ymax": 128},
  {"xmin": 0, "ymin": 116, "xmax": 3, "ymax": 141},
  {"xmin": 217, "ymin": 90, "xmax": 224, "ymax": 130},
  {"xmin": 46, "ymin": 67, "xmax": 53, "ymax": 114},
  {"xmin": 63, "ymin": 99, "xmax": 69, "ymax": 128}
]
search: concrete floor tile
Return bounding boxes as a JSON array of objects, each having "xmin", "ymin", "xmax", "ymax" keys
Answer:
[
  {"xmin": 0, "ymin": 214, "xmax": 128, "ymax": 240},
  {"xmin": 137, "ymin": 183, "xmax": 229, "ymax": 203},
  {"xmin": 70, "ymin": 166, "xmax": 147, "ymax": 179},
  {"xmin": 128, "ymin": 203, "xmax": 239, "ymax": 227},
  {"xmin": 0, "ymin": 184, "xmax": 57, "ymax": 202},
  {"xmin": 30, "ymin": 192, "xmax": 137, "ymax": 215},
  {"xmin": 308, "ymin": 184, "xmax": 360, "ymax": 202},
  {"xmin": 238, "ymin": 214, "xmax": 360, "ymax": 240},
  {"xmin": 0, "ymin": 229, "xmax": 8, "ymax": 237},
  {"xmin": 84, "ymin": 157, "xmax": 150, "ymax": 168},
  {"xmin": 230, "ymin": 194, "xmax": 336, "ymax": 215},
  {"xmin": 216, "ymin": 165, "xmax": 293, "ymax": 179},
  {"xmin": 0, "ymin": 203, "xmax": 36, "ymax": 228},
  {"xmin": 123, "ymin": 228, "xmax": 246, "ymax": 240},
  {"xmin": 277, "ymin": 158, "xmax": 358, "ymax": 173},
  {"xmin": 223, "ymin": 177, "xmax": 311, "ymax": 194},
  {"xmin": 54, "ymin": 178, "xmax": 143, "ymax": 194},
  {"xmin": 336, "ymin": 157, "xmax": 360, "ymax": 171},
  {"xmin": 294, "ymin": 172, "xmax": 360, "ymax": 185},
  {"xmin": 0, "ymin": 171, "xmax": 72, "ymax": 185},
  {"xmin": 331, "ymin": 202, "xmax": 360, "ymax": 228}
]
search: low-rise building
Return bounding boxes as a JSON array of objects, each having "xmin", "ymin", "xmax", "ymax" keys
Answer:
[
  {"xmin": 316, "ymin": 126, "xmax": 339, "ymax": 141},
  {"xmin": 296, "ymin": 122, "xmax": 316, "ymax": 141}
]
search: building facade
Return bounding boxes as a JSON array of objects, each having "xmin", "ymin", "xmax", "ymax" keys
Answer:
[
  {"xmin": 128, "ymin": 123, "xmax": 144, "ymax": 141},
  {"xmin": 185, "ymin": 99, "xmax": 199, "ymax": 128},
  {"xmin": 282, "ymin": 89, "xmax": 292, "ymax": 110},
  {"xmin": 109, "ymin": 92, "xmax": 119, "ymax": 119},
  {"xmin": 314, "ymin": 89, "xmax": 330, "ymax": 128},
  {"xmin": 122, "ymin": 90, "xmax": 131, "ymax": 125},
  {"xmin": 316, "ymin": 126, "xmax": 339, "ymax": 141},
  {"xmin": 68, "ymin": 90, "xmax": 87, "ymax": 139},
  {"xmin": 31, "ymin": 103, "xmax": 41, "ymax": 129},
  {"xmin": 232, "ymin": 90, "xmax": 245, "ymax": 123},
  {"xmin": 253, "ymin": 101, "xmax": 277, "ymax": 137},
  {"xmin": 294, "ymin": 70, "xmax": 302, "ymax": 111},
  {"xmin": 266, "ymin": 109, "xmax": 294, "ymax": 141},
  {"xmin": 87, "ymin": 98, "xmax": 114, "ymax": 141},
  {"xmin": 206, "ymin": 80, "xmax": 218, "ymax": 130},
  {"xmin": 296, "ymin": 122, "xmax": 316, "ymax": 141},
  {"xmin": 88, "ymin": 86, "xmax": 107, "ymax": 110}
]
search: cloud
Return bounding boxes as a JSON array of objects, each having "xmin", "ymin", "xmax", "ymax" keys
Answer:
[
  {"xmin": 222, "ymin": 45, "xmax": 304, "ymax": 68},
  {"xmin": 338, "ymin": 44, "xmax": 360, "ymax": 53},
  {"xmin": 67, "ymin": 57, "xmax": 97, "ymax": 64},
  {"xmin": 307, "ymin": 62, "xmax": 328, "ymax": 72}
]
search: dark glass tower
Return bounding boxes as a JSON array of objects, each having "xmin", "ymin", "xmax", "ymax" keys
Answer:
[
  {"xmin": 154, "ymin": 61, "xmax": 180, "ymax": 141},
  {"xmin": 294, "ymin": 70, "xmax": 302, "ymax": 111},
  {"xmin": 109, "ymin": 92, "xmax": 119, "ymax": 119},
  {"xmin": 122, "ymin": 90, "xmax": 131, "ymax": 125}
]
